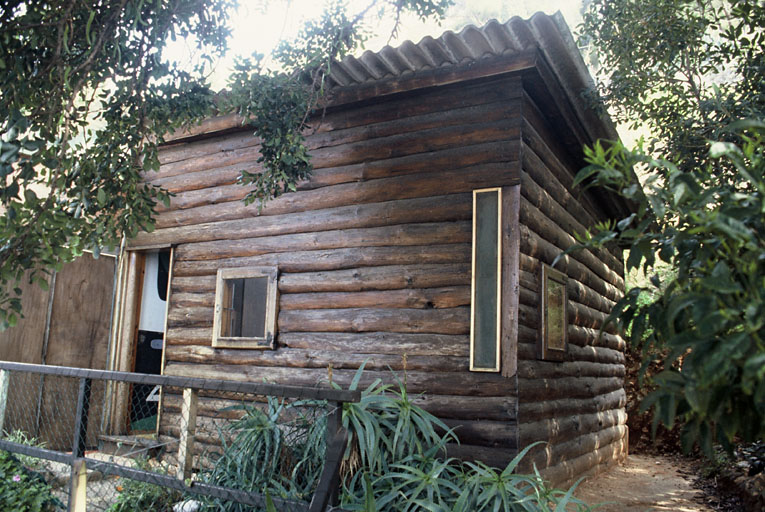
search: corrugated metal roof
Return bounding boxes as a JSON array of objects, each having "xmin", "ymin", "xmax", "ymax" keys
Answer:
[{"xmin": 328, "ymin": 13, "xmax": 559, "ymax": 88}]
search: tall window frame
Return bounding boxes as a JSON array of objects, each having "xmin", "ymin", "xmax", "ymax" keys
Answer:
[
  {"xmin": 212, "ymin": 266, "xmax": 278, "ymax": 349},
  {"xmin": 469, "ymin": 187, "xmax": 503, "ymax": 372}
]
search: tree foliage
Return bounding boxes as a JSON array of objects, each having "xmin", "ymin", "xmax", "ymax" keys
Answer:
[
  {"xmin": 577, "ymin": 0, "xmax": 765, "ymax": 451},
  {"xmin": 0, "ymin": 0, "xmax": 450, "ymax": 328}
]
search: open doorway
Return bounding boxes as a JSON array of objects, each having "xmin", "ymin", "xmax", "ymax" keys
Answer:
[{"xmin": 106, "ymin": 248, "xmax": 171, "ymax": 436}]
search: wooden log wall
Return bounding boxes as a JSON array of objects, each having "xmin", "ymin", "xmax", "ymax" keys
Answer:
[
  {"xmin": 516, "ymin": 90, "xmax": 628, "ymax": 487},
  {"xmin": 135, "ymin": 76, "xmax": 526, "ymax": 465}
]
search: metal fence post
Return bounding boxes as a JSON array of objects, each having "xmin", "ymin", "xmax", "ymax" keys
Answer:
[
  {"xmin": 177, "ymin": 387, "xmax": 198, "ymax": 481},
  {"xmin": 0, "ymin": 369, "xmax": 9, "ymax": 434}
]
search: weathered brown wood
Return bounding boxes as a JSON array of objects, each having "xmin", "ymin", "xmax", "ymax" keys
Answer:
[
  {"xmin": 520, "ymin": 170, "xmax": 623, "ymax": 276},
  {"xmin": 532, "ymin": 433, "xmax": 628, "ymax": 488},
  {"xmin": 175, "ymin": 222, "xmax": 472, "ymax": 262},
  {"xmin": 159, "ymin": 130, "xmax": 258, "ymax": 166},
  {"xmin": 172, "ymin": 244, "xmax": 470, "ymax": 277},
  {"xmin": 444, "ymin": 443, "xmax": 516, "ymax": 469},
  {"xmin": 134, "ymin": 192, "xmax": 473, "ymax": 247},
  {"xmin": 519, "ymin": 225, "xmax": 622, "ymax": 303},
  {"xmin": 167, "ymin": 306, "xmax": 214, "ymax": 328},
  {"xmin": 521, "ymin": 425, "xmax": 628, "ymax": 477},
  {"xmin": 172, "ymin": 276, "xmax": 216, "ymax": 294},
  {"xmin": 165, "ymin": 327, "xmax": 213, "ymax": 347},
  {"xmin": 412, "ymin": 394, "xmax": 517, "ymax": 421},
  {"xmin": 442, "ymin": 418, "xmax": 518, "ymax": 448},
  {"xmin": 520, "ymin": 196, "xmax": 624, "ymax": 289},
  {"xmin": 171, "ymin": 292, "xmax": 215, "ymax": 309},
  {"xmin": 152, "ymin": 160, "xmax": 518, "ymax": 232},
  {"xmin": 518, "ymin": 388, "xmax": 626, "ymax": 423},
  {"xmin": 501, "ymin": 184, "xmax": 521, "ymax": 378},
  {"xmin": 164, "ymin": 345, "xmax": 466, "ymax": 372},
  {"xmin": 517, "ymin": 332, "xmax": 626, "ymax": 365},
  {"xmin": 517, "ymin": 375, "xmax": 624, "ymax": 402},
  {"xmin": 517, "ymin": 360, "xmax": 624, "ymax": 380},
  {"xmin": 163, "ymin": 362, "xmax": 518, "ymax": 397},
  {"xmin": 162, "ymin": 113, "xmax": 248, "ymax": 144},
  {"xmin": 278, "ymin": 264, "xmax": 470, "ymax": 294},
  {"xmin": 568, "ymin": 325, "xmax": 627, "ymax": 352},
  {"xmin": 278, "ymin": 307, "xmax": 469, "ymax": 335},
  {"xmin": 318, "ymin": 75, "xmax": 523, "ymax": 133},
  {"xmin": 280, "ymin": 286, "xmax": 470, "ymax": 310},
  {"xmin": 520, "ymin": 408, "xmax": 625, "ymax": 445},
  {"xmin": 278, "ymin": 332, "xmax": 469, "ymax": 357}
]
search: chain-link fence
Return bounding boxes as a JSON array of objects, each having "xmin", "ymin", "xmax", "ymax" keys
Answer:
[{"xmin": 0, "ymin": 361, "xmax": 357, "ymax": 511}]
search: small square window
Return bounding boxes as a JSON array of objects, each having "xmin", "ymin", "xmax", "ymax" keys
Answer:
[
  {"xmin": 539, "ymin": 265, "xmax": 567, "ymax": 361},
  {"xmin": 213, "ymin": 267, "xmax": 278, "ymax": 349}
]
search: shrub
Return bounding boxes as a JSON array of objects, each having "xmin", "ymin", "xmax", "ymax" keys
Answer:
[
  {"xmin": 0, "ymin": 450, "xmax": 62, "ymax": 512},
  {"xmin": 106, "ymin": 460, "xmax": 180, "ymax": 512}
]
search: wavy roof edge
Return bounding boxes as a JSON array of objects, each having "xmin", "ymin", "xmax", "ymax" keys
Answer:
[{"xmin": 328, "ymin": 11, "xmax": 615, "ymax": 141}]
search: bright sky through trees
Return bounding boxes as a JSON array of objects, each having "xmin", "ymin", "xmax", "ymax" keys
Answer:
[{"xmin": 166, "ymin": 0, "xmax": 586, "ymax": 91}]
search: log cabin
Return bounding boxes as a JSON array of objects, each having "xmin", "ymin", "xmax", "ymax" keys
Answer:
[{"xmin": 111, "ymin": 11, "xmax": 631, "ymax": 487}]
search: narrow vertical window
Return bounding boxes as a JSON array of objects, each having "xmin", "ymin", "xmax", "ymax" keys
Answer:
[
  {"xmin": 539, "ymin": 265, "xmax": 567, "ymax": 361},
  {"xmin": 470, "ymin": 188, "xmax": 502, "ymax": 372},
  {"xmin": 213, "ymin": 267, "xmax": 278, "ymax": 349}
]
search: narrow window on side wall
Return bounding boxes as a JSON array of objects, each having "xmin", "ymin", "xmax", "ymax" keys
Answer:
[
  {"xmin": 213, "ymin": 267, "xmax": 278, "ymax": 349},
  {"xmin": 470, "ymin": 188, "xmax": 502, "ymax": 372},
  {"xmin": 539, "ymin": 265, "xmax": 567, "ymax": 361}
]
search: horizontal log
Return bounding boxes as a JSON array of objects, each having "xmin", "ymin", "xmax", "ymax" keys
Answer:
[
  {"xmin": 278, "ymin": 332, "xmax": 468, "ymax": 357},
  {"xmin": 278, "ymin": 263, "xmax": 470, "ymax": 293},
  {"xmin": 520, "ymin": 196, "xmax": 624, "ymax": 290},
  {"xmin": 535, "ymin": 434, "xmax": 628, "ymax": 488},
  {"xmin": 568, "ymin": 325, "xmax": 627, "ymax": 352},
  {"xmin": 316, "ymin": 75, "xmax": 522, "ymax": 133},
  {"xmin": 308, "ymin": 118, "xmax": 521, "ymax": 171},
  {"xmin": 308, "ymin": 98, "xmax": 521, "ymax": 153},
  {"xmin": 159, "ymin": 130, "xmax": 258, "ymax": 166},
  {"xmin": 521, "ymin": 425, "xmax": 628, "ymax": 480},
  {"xmin": 172, "ymin": 275, "xmax": 216, "ymax": 293},
  {"xmin": 516, "ymin": 339, "xmax": 626, "ymax": 366},
  {"xmin": 172, "ymin": 244, "xmax": 470, "ymax": 277},
  {"xmin": 520, "ymin": 170, "xmax": 623, "ymax": 276},
  {"xmin": 517, "ymin": 376, "xmax": 623, "ymax": 402},
  {"xmin": 302, "ymin": 139, "xmax": 519, "ymax": 191},
  {"xmin": 138, "ymin": 192, "xmax": 473, "ymax": 247},
  {"xmin": 519, "ymin": 225, "xmax": 622, "ymax": 303},
  {"xmin": 277, "ymin": 307, "xmax": 469, "ymax": 335},
  {"xmin": 163, "ymin": 362, "xmax": 519, "ymax": 397},
  {"xmin": 151, "ymin": 159, "xmax": 255, "ymax": 194},
  {"xmin": 442, "ymin": 418, "xmax": 518, "ymax": 448},
  {"xmin": 516, "ymin": 360, "xmax": 625, "ymax": 380},
  {"xmin": 521, "ymin": 112, "xmax": 608, "ymax": 222},
  {"xmin": 569, "ymin": 300, "xmax": 618, "ymax": 334},
  {"xmin": 167, "ymin": 305, "xmax": 213, "ymax": 327},
  {"xmin": 165, "ymin": 327, "xmax": 212, "ymax": 346},
  {"xmin": 280, "ymin": 286, "xmax": 470, "ymax": 310},
  {"xmin": 518, "ymin": 389, "xmax": 626, "ymax": 423},
  {"xmin": 520, "ymin": 408, "xmax": 625, "ymax": 446},
  {"xmin": 164, "ymin": 345, "xmax": 466, "ymax": 372},
  {"xmin": 175, "ymin": 221, "xmax": 471, "ymax": 261},
  {"xmin": 411, "ymin": 394, "xmax": 517, "ymax": 422},
  {"xmin": 170, "ymin": 292, "xmax": 214, "ymax": 309},
  {"xmin": 153, "ymin": 159, "xmax": 518, "ymax": 230},
  {"xmin": 445, "ymin": 443, "xmax": 516, "ymax": 469}
]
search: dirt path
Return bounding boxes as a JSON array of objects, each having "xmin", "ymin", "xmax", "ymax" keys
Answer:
[{"xmin": 575, "ymin": 455, "xmax": 713, "ymax": 511}]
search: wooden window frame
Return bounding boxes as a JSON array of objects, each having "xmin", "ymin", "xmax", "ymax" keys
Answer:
[
  {"xmin": 212, "ymin": 267, "xmax": 278, "ymax": 349},
  {"xmin": 469, "ymin": 187, "xmax": 502, "ymax": 372},
  {"xmin": 539, "ymin": 264, "xmax": 568, "ymax": 361}
]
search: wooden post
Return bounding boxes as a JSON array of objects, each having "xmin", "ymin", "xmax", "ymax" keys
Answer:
[
  {"xmin": 68, "ymin": 458, "xmax": 87, "ymax": 512},
  {"xmin": 0, "ymin": 369, "xmax": 9, "ymax": 434},
  {"xmin": 72, "ymin": 378, "xmax": 92, "ymax": 459},
  {"xmin": 309, "ymin": 402, "xmax": 345, "ymax": 512},
  {"xmin": 177, "ymin": 387, "xmax": 198, "ymax": 481}
]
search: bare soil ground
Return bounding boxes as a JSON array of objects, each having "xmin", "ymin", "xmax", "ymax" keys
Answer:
[{"xmin": 575, "ymin": 455, "xmax": 714, "ymax": 512}]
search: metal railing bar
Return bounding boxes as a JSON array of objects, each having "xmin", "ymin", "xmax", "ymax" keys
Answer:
[
  {"xmin": 0, "ymin": 361, "xmax": 360, "ymax": 403},
  {"xmin": 84, "ymin": 458, "xmax": 310, "ymax": 511},
  {"xmin": 0, "ymin": 439, "xmax": 74, "ymax": 465}
]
